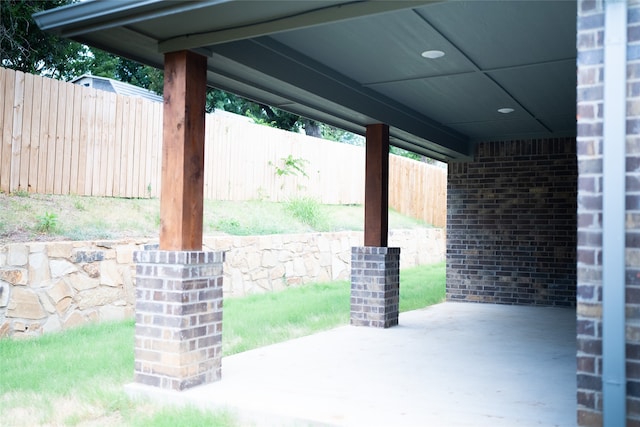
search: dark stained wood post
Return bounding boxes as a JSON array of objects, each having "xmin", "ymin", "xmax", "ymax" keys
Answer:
[
  {"xmin": 364, "ymin": 123, "xmax": 390, "ymax": 247},
  {"xmin": 352, "ymin": 123, "xmax": 398, "ymax": 328},
  {"xmin": 134, "ymin": 51, "xmax": 224, "ymax": 390},
  {"xmin": 160, "ymin": 50, "xmax": 207, "ymax": 250}
]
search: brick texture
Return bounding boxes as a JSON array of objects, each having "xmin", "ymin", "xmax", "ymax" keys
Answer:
[
  {"xmin": 576, "ymin": 2, "xmax": 604, "ymax": 423},
  {"xmin": 576, "ymin": 0, "xmax": 640, "ymax": 424},
  {"xmin": 350, "ymin": 246, "xmax": 400, "ymax": 328},
  {"xmin": 447, "ymin": 138, "xmax": 577, "ymax": 307},
  {"xmin": 133, "ymin": 250, "xmax": 224, "ymax": 391},
  {"xmin": 628, "ymin": 3, "xmax": 640, "ymax": 423}
]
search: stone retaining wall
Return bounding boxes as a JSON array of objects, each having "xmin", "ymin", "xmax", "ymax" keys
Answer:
[{"xmin": 0, "ymin": 228, "xmax": 445, "ymax": 338}]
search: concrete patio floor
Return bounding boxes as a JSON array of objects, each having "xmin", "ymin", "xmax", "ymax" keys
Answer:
[{"xmin": 126, "ymin": 302, "xmax": 576, "ymax": 426}]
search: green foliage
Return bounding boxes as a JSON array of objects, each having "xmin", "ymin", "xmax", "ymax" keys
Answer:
[
  {"xmin": 206, "ymin": 88, "xmax": 308, "ymax": 133},
  {"xmin": 73, "ymin": 199, "xmax": 86, "ymax": 211},
  {"xmin": 224, "ymin": 281, "xmax": 350, "ymax": 355},
  {"xmin": 321, "ymin": 126, "xmax": 365, "ymax": 146},
  {"xmin": 11, "ymin": 188, "xmax": 29, "ymax": 197},
  {"xmin": 0, "ymin": 0, "xmax": 87, "ymax": 79},
  {"xmin": 0, "ymin": 320, "xmax": 134, "ymax": 394},
  {"xmin": 390, "ymin": 146, "xmax": 424, "ymax": 161},
  {"xmin": 36, "ymin": 211, "xmax": 58, "ymax": 233},
  {"xmin": 271, "ymin": 155, "xmax": 309, "ymax": 178},
  {"xmin": 131, "ymin": 406, "xmax": 238, "ymax": 427},
  {"xmin": 0, "ymin": 194, "xmax": 433, "ymax": 246},
  {"xmin": 399, "ymin": 262, "xmax": 446, "ymax": 311},
  {"xmin": 209, "ymin": 215, "xmax": 282, "ymax": 236},
  {"xmin": 214, "ymin": 218, "xmax": 243, "ymax": 235},
  {"xmin": 62, "ymin": 221, "xmax": 113, "ymax": 241},
  {"xmin": 0, "ymin": 319, "xmax": 233, "ymax": 425},
  {"xmin": 285, "ymin": 196, "xmax": 327, "ymax": 230}
]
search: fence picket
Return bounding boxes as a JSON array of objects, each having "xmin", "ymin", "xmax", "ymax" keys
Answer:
[
  {"xmin": 1, "ymin": 68, "xmax": 16, "ymax": 193},
  {"xmin": 45, "ymin": 78, "xmax": 59, "ymax": 194},
  {"xmin": 53, "ymin": 78, "xmax": 68, "ymax": 195},
  {"xmin": 0, "ymin": 69, "xmax": 6, "ymax": 192},
  {"xmin": 28, "ymin": 74, "xmax": 42, "ymax": 193},
  {"xmin": 20, "ymin": 73, "xmax": 34, "ymax": 193},
  {"xmin": 0, "ymin": 67, "xmax": 446, "ymax": 227},
  {"xmin": 68, "ymin": 85, "xmax": 82, "ymax": 195},
  {"xmin": 11, "ymin": 70, "xmax": 25, "ymax": 192},
  {"xmin": 36, "ymin": 74, "xmax": 50, "ymax": 194},
  {"xmin": 103, "ymin": 92, "xmax": 116, "ymax": 197},
  {"xmin": 138, "ymin": 99, "xmax": 150, "ymax": 198},
  {"xmin": 60, "ymin": 83, "xmax": 74, "ymax": 194}
]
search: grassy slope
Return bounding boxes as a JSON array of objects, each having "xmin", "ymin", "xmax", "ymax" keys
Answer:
[{"xmin": 0, "ymin": 193, "xmax": 431, "ymax": 244}]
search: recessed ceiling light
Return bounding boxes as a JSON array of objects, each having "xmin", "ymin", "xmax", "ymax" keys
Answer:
[
  {"xmin": 498, "ymin": 108, "xmax": 515, "ymax": 114},
  {"xmin": 421, "ymin": 50, "xmax": 445, "ymax": 59}
]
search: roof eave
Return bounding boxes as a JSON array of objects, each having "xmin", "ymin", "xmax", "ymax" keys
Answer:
[{"xmin": 33, "ymin": 0, "xmax": 233, "ymax": 38}]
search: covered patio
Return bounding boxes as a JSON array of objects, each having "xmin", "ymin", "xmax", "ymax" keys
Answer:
[
  {"xmin": 126, "ymin": 302, "xmax": 576, "ymax": 426},
  {"xmin": 34, "ymin": 0, "xmax": 640, "ymax": 425}
]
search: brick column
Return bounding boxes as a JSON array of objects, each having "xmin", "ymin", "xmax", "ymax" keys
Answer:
[
  {"xmin": 133, "ymin": 250, "xmax": 224, "ymax": 391},
  {"xmin": 350, "ymin": 246, "xmax": 400, "ymax": 328}
]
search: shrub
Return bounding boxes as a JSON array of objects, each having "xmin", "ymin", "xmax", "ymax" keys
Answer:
[
  {"xmin": 285, "ymin": 196, "xmax": 327, "ymax": 230},
  {"xmin": 12, "ymin": 188, "xmax": 29, "ymax": 197},
  {"xmin": 36, "ymin": 212, "xmax": 58, "ymax": 233}
]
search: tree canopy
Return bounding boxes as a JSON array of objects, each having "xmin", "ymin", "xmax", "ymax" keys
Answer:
[{"xmin": 1, "ymin": 0, "xmax": 87, "ymax": 78}]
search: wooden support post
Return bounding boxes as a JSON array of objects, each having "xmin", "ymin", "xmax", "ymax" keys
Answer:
[
  {"xmin": 160, "ymin": 51, "xmax": 207, "ymax": 250},
  {"xmin": 364, "ymin": 123, "xmax": 390, "ymax": 247}
]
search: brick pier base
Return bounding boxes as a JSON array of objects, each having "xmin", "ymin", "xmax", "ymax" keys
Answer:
[
  {"xmin": 350, "ymin": 247, "xmax": 400, "ymax": 328},
  {"xmin": 133, "ymin": 250, "xmax": 224, "ymax": 391}
]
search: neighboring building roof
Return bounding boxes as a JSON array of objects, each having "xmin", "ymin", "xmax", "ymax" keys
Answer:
[{"xmin": 70, "ymin": 75, "xmax": 163, "ymax": 103}]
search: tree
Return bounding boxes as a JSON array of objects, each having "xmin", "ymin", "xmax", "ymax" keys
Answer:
[
  {"xmin": 206, "ymin": 88, "xmax": 323, "ymax": 135},
  {"xmin": 112, "ymin": 57, "xmax": 164, "ymax": 94},
  {"xmin": 0, "ymin": 0, "xmax": 90, "ymax": 79}
]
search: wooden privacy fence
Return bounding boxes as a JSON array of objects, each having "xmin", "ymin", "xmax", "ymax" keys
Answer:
[{"xmin": 0, "ymin": 67, "xmax": 447, "ymax": 227}]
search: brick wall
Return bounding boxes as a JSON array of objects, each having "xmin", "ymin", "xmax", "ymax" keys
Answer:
[
  {"xmin": 447, "ymin": 138, "xmax": 577, "ymax": 307},
  {"xmin": 576, "ymin": 2, "xmax": 605, "ymax": 424},
  {"xmin": 576, "ymin": 1, "xmax": 640, "ymax": 425},
  {"xmin": 350, "ymin": 246, "xmax": 400, "ymax": 328},
  {"xmin": 134, "ymin": 250, "xmax": 224, "ymax": 390},
  {"xmin": 628, "ymin": 3, "xmax": 640, "ymax": 422}
]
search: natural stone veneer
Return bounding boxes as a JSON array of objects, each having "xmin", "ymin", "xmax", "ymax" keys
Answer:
[
  {"xmin": 0, "ymin": 241, "xmax": 136, "ymax": 338},
  {"xmin": 0, "ymin": 229, "xmax": 445, "ymax": 338}
]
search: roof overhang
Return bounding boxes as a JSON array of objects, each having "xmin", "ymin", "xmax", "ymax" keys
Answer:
[{"xmin": 35, "ymin": 0, "xmax": 577, "ymax": 162}]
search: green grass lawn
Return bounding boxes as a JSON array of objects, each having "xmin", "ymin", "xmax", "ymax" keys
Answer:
[
  {"xmin": 0, "ymin": 193, "xmax": 431, "ymax": 245},
  {"xmin": 0, "ymin": 262, "xmax": 445, "ymax": 426}
]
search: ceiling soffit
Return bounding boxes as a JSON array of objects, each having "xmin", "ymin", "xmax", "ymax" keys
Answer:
[
  {"xmin": 270, "ymin": 1, "xmax": 577, "ymax": 146},
  {"xmin": 34, "ymin": 0, "xmax": 578, "ymax": 161}
]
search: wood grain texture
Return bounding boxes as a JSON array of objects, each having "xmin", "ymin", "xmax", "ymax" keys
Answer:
[
  {"xmin": 1, "ymin": 68, "xmax": 15, "ymax": 193},
  {"xmin": 28, "ymin": 74, "xmax": 42, "ymax": 192},
  {"xmin": 0, "ymin": 66, "xmax": 445, "ymax": 227},
  {"xmin": 364, "ymin": 123, "xmax": 389, "ymax": 247},
  {"xmin": 11, "ymin": 70, "xmax": 25, "ymax": 192},
  {"xmin": 159, "ymin": 50, "xmax": 207, "ymax": 250}
]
